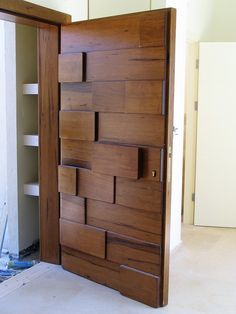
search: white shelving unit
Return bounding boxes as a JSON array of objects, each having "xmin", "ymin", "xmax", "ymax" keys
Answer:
[
  {"xmin": 24, "ymin": 182, "xmax": 39, "ymax": 197},
  {"xmin": 23, "ymin": 134, "xmax": 39, "ymax": 147},
  {"xmin": 23, "ymin": 83, "xmax": 38, "ymax": 95}
]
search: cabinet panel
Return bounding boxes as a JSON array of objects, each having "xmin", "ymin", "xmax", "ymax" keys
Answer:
[{"xmin": 60, "ymin": 219, "xmax": 106, "ymax": 258}]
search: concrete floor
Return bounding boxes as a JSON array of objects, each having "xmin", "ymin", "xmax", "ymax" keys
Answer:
[{"xmin": 0, "ymin": 225, "xmax": 235, "ymax": 314}]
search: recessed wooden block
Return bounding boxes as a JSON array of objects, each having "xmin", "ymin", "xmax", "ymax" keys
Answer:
[
  {"xmin": 61, "ymin": 83, "xmax": 92, "ymax": 111},
  {"xmin": 59, "ymin": 111, "xmax": 95, "ymax": 141},
  {"xmin": 61, "ymin": 10, "xmax": 166, "ymax": 53},
  {"xmin": 58, "ymin": 165, "xmax": 77, "ymax": 195},
  {"xmin": 87, "ymin": 48, "xmax": 166, "ymax": 82},
  {"xmin": 120, "ymin": 266, "xmax": 160, "ymax": 308},
  {"xmin": 125, "ymin": 81, "xmax": 164, "ymax": 115},
  {"xmin": 62, "ymin": 248, "xmax": 120, "ymax": 290},
  {"xmin": 78, "ymin": 168, "xmax": 114, "ymax": 203},
  {"xmin": 60, "ymin": 193, "xmax": 85, "ymax": 224},
  {"xmin": 92, "ymin": 82, "xmax": 125, "ymax": 113},
  {"xmin": 61, "ymin": 139, "xmax": 94, "ymax": 169},
  {"xmin": 60, "ymin": 219, "xmax": 106, "ymax": 258},
  {"xmin": 59, "ymin": 53, "xmax": 84, "ymax": 83},
  {"xmin": 99, "ymin": 113, "xmax": 165, "ymax": 147},
  {"xmin": 116, "ymin": 178, "xmax": 163, "ymax": 212},
  {"xmin": 142, "ymin": 147, "xmax": 163, "ymax": 182},
  {"xmin": 107, "ymin": 232, "xmax": 161, "ymax": 276},
  {"xmin": 92, "ymin": 143, "xmax": 140, "ymax": 179},
  {"xmin": 87, "ymin": 199, "xmax": 162, "ymax": 244}
]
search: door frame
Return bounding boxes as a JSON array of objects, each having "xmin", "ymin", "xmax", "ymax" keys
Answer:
[{"xmin": 0, "ymin": 0, "xmax": 71, "ymax": 264}]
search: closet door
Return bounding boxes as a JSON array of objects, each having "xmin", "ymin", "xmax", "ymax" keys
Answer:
[{"xmin": 58, "ymin": 9, "xmax": 176, "ymax": 308}]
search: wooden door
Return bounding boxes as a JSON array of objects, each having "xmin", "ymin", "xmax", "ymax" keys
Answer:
[{"xmin": 58, "ymin": 9, "xmax": 176, "ymax": 308}]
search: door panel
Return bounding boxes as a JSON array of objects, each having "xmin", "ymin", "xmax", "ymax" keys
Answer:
[{"xmin": 59, "ymin": 9, "xmax": 175, "ymax": 308}]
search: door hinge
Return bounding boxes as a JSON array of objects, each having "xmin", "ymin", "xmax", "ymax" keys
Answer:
[
  {"xmin": 196, "ymin": 59, "xmax": 199, "ymax": 69},
  {"xmin": 192, "ymin": 193, "xmax": 195, "ymax": 202},
  {"xmin": 194, "ymin": 101, "xmax": 198, "ymax": 111}
]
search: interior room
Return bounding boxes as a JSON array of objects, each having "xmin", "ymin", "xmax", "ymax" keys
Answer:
[{"xmin": 0, "ymin": 0, "xmax": 235, "ymax": 313}]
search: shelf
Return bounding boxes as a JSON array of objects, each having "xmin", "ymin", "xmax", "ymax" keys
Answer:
[
  {"xmin": 23, "ymin": 83, "xmax": 38, "ymax": 95},
  {"xmin": 23, "ymin": 135, "xmax": 39, "ymax": 147},
  {"xmin": 24, "ymin": 182, "xmax": 39, "ymax": 197}
]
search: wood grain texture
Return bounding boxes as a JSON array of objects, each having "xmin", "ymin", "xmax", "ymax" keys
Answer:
[
  {"xmin": 61, "ymin": 83, "xmax": 92, "ymax": 111},
  {"xmin": 107, "ymin": 232, "xmax": 161, "ymax": 276},
  {"xmin": 59, "ymin": 111, "xmax": 95, "ymax": 141},
  {"xmin": 116, "ymin": 178, "xmax": 163, "ymax": 212},
  {"xmin": 87, "ymin": 48, "xmax": 166, "ymax": 82},
  {"xmin": 92, "ymin": 143, "xmax": 140, "ymax": 179},
  {"xmin": 61, "ymin": 139, "xmax": 94, "ymax": 168},
  {"xmin": 60, "ymin": 219, "xmax": 106, "ymax": 258},
  {"xmin": 87, "ymin": 199, "xmax": 162, "ymax": 244},
  {"xmin": 125, "ymin": 81, "xmax": 164, "ymax": 114},
  {"xmin": 142, "ymin": 147, "xmax": 163, "ymax": 182},
  {"xmin": 0, "ymin": 0, "xmax": 71, "ymax": 25},
  {"xmin": 61, "ymin": 10, "xmax": 166, "ymax": 53},
  {"xmin": 78, "ymin": 168, "xmax": 114, "ymax": 203},
  {"xmin": 92, "ymin": 82, "xmax": 125, "ymax": 113},
  {"xmin": 99, "ymin": 113, "xmax": 165, "ymax": 147},
  {"xmin": 58, "ymin": 165, "xmax": 77, "ymax": 196},
  {"xmin": 120, "ymin": 266, "xmax": 160, "ymax": 308},
  {"xmin": 60, "ymin": 193, "xmax": 85, "ymax": 224},
  {"xmin": 62, "ymin": 248, "xmax": 120, "ymax": 290},
  {"xmin": 38, "ymin": 25, "xmax": 60, "ymax": 264},
  {"xmin": 59, "ymin": 53, "xmax": 84, "ymax": 83}
]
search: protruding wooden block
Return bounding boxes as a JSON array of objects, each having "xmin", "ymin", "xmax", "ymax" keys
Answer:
[
  {"xmin": 116, "ymin": 178, "xmax": 163, "ymax": 212},
  {"xmin": 78, "ymin": 168, "xmax": 114, "ymax": 203},
  {"xmin": 58, "ymin": 165, "xmax": 77, "ymax": 195},
  {"xmin": 92, "ymin": 143, "xmax": 140, "ymax": 179},
  {"xmin": 99, "ymin": 113, "xmax": 165, "ymax": 147},
  {"xmin": 61, "ymin": 139, "xmax": 94, "ymax": 169},
  {"xmin": 107, "ymin": 232, "xmax": 161, "ymax": 275},
  {"xmin": 87, "ymin": 199, "xmax": 162, "ymax": 244},
  {"xmin": 59, "ymin": 53, "xmax": 84, "ymax": 83},
  {"xmin": 59, "ymin": 111, "xmax": 95, "ymax": 141},
  {"xmin": 120, "ymin": 266, "xmax": 160, "ymax": 308},
  {"xmin": 60, "ymin": 219, "xmax": 106, "ymax": 258},
  {"xmin": 60, "ymin": 193, "xmax": 85, "ymax": 224}
]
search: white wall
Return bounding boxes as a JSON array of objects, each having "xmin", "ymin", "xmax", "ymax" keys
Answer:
[{"xmin": 27, "ymin": 0, "xmax": 88, "ymax": 21}]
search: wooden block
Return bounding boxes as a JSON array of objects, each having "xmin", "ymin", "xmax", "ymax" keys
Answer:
[
  {"xmin": 87, "ymin": 199, "xmax": 162, "ymax": 244},
  {"xmin": 92, "ymin": 143, "xmax": 140, "ymax": 179},
  {"xmin": 60, "ymin": 219, "xmax": 105, "ymax": 258},
  {"xmin": 59, "ymin": 111, "xmax": 95, "ymax": 141},
  {"xmin": 87, "ymin": 48, "xmax": 166, "ymax": 82},
  {"xmin": 107, "ymin": 232, "xmax": 161, "ymax": 276},
  {"xmin": 61, "ymin": 10, "xmax": 166, "ymax": 53},
  {"xmin": 62, "ymin": 248, "xmax": 120, "ymax": 290},
  {"xmin": 60, "ymin": 193, "xmax": 85, "ymax": 224},
  {"xmin": 120, "ymin": 266, "xmax": 160, "ymax": 308},
  {"xmin": 142, "ymin": 147, "xmax": 163, "ymax": 182},
  {"xmin": 116, "ymin": 178, "xmax": 163, "ymax": 212},
  {"xmin": 58, "ymin": 53, "xmax": 84, "ymax": 83},
  {"xmin": 78, "ymin": 168, "xmax": 114, "ymax": 203},
  {"xmin": 61, "ymin": 139, "xmax": 94, "ymax": 168},
  {"xmin": 92, "ymin": 82, "xmax": 125, "ymax": 113},
  {"xmin": 99, "ymin": 113, "xmax": 165, "ymax": 147},
  {"xmin": 125, "ymin": 81, "xmax": 164, "ymax": 115},
  {"xmin": 58, "ymin": 165, "xmax": 77, "ymax": 195},
  {"xmin": 61, "ymin": 83, "xmax": 92, "ymax": 111}
]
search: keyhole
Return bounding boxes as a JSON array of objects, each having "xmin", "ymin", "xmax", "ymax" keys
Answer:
[{"xmin": 152, "ymin": 170, "xmax": 156, "ymax": 177}]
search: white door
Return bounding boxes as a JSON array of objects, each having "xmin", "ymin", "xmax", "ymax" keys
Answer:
[{"xmin": 195, "ymin": 42, "xmax": 236, "ymax": 227}]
